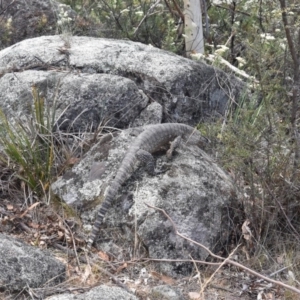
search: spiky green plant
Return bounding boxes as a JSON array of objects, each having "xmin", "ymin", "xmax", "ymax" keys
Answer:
[{"xmin": 0, "ymin": 85, "xmax": 56, "ymax": 197}]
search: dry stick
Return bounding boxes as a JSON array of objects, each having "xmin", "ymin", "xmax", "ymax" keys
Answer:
[
  {"xmin": 199, "ymin": 244, "xmax": 241, "ymax": 294},
  {"xmin": 139, "ymin": 258, "xmax": 291, "ymax": 281},
  {"xmin": 189, "ymin": 255, "xmax": 204, "ymax": 297},
  {"xmin": 145, "ymin": 203, "xmax": 300, "ymax": 295},
  {"xmin": 140, "ymin": 257, "xmax": 221, "ymax": 266}
]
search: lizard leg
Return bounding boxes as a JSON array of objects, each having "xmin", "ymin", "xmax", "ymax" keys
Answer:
[
  {"xmin": 136, "ymin": 135, "xmax": 182, "ymax": 175},
  {"xmin": 136, "ymin": 149, "xmax": 157, "ymax": 175},
  {"xmin": 166, "ymin": 136, "xmax": 181, "ymax": 159}
]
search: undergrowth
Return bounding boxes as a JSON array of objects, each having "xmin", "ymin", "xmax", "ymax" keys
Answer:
[
  {"xmin": 190, "ymin": 2, "xmax": 300, "ymax": 287},
  {"xmin": 0, "ymin": 85, "xmax": 86, "ymax": 204},
  {"xmin": 0, "ymin": 86, "xmax": 56, "ymax": 195},
  {"xmin": 202, "ymin": 80, "xmax": 300, "ymax": 281}
]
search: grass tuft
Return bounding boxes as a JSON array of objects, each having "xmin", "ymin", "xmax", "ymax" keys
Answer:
[{"xmin": 0, "ymin": 85, "xmax": 57, "ymax": 198}]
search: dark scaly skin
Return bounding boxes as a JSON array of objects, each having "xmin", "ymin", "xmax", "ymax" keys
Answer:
[{"xmin": 87, "ymin": 123, "xmax": 208, "ymax": 249}]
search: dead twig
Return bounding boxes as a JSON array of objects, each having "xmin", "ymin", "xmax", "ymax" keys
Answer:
[
  {"xmin": 145, "ymin": 203, "xmax": 300, "ymax": 295},
  {"xmin": 200, "ymin": 244, "xmax": 241, "ymax": 294},
  {"xmin": 140, "ymin": 257, "xmax": 221, "ymax": 266}
]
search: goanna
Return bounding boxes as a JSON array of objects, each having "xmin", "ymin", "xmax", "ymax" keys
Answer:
[{"xmin": 87, "ymin": 123, "xmax": 209, "ymax": 250}]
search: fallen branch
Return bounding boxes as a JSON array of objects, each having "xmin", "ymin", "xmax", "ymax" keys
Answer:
[
  {"xmin": 145, "ymin": 203, "xmax": 300, "ymax": 295},
  {"xmin": 200, "ymin": 244, "xmax": 240, "ymax": 294},
  {"xmin": 140, "ymin": 257, "xmax": 221, "ymax": 266}
]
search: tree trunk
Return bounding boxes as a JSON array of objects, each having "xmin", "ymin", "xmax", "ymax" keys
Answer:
[{"xmin": 183, "ymin": 0, "xmax": 204, "ymax": 55}]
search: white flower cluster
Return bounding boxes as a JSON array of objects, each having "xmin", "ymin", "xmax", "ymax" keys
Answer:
[
  {"xmin": 260, "ymin": 33, "xmax": 276, "ymax": 41},
  {"xmin": 57, "ymin": 4, "xmax": 73, "ymax": 27}
]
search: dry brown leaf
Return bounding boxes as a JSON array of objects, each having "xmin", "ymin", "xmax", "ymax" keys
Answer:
[
  {"xmin": 68, "ymin": 157, "xmax": 80, "ymax": 165},
  {"xmin": 265, "ymin": 292, "xmax": 275, "ymax": 299},
  {"xmin": 257, "ymin": 291, "xmax": 275, "ymax": 300},
  {"xmin": 116, "ymin": 262, "xmax": 128, "ymax": 274},
  {"xmin": 39, "ymin": 241, "xmax": 46, "ymax": 246},
  {"xmin": 150, "ymin": 271, "xmax": 161, "ymax": 280},
  {"xmin": 242, "ymin": 219, "xmax": 252, "ymax": 241},
  {"xmin": 288, "ymin": 270, "xmax": 295, "ymax": 282},
  {"xmin": 188, "ymin": 291, "xmax": 202, "ymax": 299},
  {"xmin": 160, "ymin": 274, "xmax": 175, "ymax": 285},
  {"xmin": 19, "ymin": 202, "xmax": 41, "ymax": 218},
  {"xmin": 6, "ymin": 204, "xmax": 14, "ymax": 210},
  {"xmin": 150, "ymin": 271, "xmax": 175, "ymax": 285},
  {"xmin": 81, "ymin": 265, "xmax": 92, "ymax": 283},
  {"xmin": 27, "ymin": 202, "xmax": 41, "ymax": 210},
  {"xmin": 28, "ymin": 222, "xmax": 40, "ymax": 229},
  {"xmin": 57, "ymin": 231, "xmax": 64, "ymax": 238},
  {"xmin": 98, "ymin": 251, "xmax": 110, "ymax": 261},
  {"xmin": 242, "ymin": 245, "xmax": 250, "ymax": 260},
  {"xmin": 276, "ymin": 253, "xmax": 285, "ymax": 264}
]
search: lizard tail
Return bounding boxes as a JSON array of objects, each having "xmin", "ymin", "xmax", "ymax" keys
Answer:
[
  {"xmin": 86, "ymin": 196, "xmax": 110, "ymax": 250},
  {"xmin": 87, "ymin": 153, "xmax": 135, "ymax": 249}
]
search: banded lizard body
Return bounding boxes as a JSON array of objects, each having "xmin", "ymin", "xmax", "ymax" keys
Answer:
[{"xmin": 87, "ymin": 123, "xmax": 208, "ymax": 249}]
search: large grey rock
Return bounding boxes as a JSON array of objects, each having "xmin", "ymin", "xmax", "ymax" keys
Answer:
[
  {"xmin": 0, "ymin": 35, "xmax": 246, "ymax": 129},
  {"xmin": 0, "ymin": 70, "xmax": 148, "ymax": 130},
  {"xmin": 151, "ymin": 285, "xmax": 183, "ymax": 300},
  {"xmin": 46, "ymin": 285, "xmax": 138, "ymax": 300},
  {"xmin": 51, "ymin": 126, "xmax": 238, "ymax": 276},
  {"xmin": 0, "ymin": 234, "xmax": 65, "ymax": 292}
]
